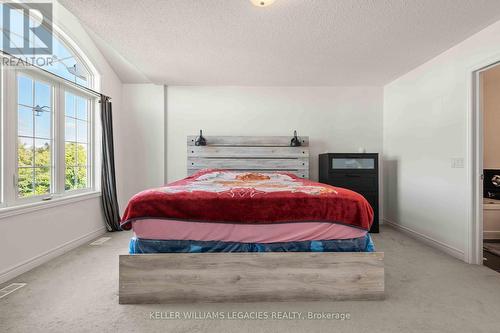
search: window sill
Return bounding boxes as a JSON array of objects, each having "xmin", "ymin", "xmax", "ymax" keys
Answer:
[{"xmin": 0, "ymin": 191, "xmax": 101, "ymax": 220}]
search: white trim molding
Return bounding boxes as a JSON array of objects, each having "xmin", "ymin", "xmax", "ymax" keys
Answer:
[
  {"xmin": 0, "ymin": 227, "xmax": 106, "ymax": 285},
  {"xmin": 383, "ymin": 218, "xmax": 465, "ymax": 261},
  {"xmin": 0, "ymin": 191, "xmax": 101, "ymax": 220},
  {"xmin": 467, "ymin": 55, "xmax": 500, "ymax": 265}
]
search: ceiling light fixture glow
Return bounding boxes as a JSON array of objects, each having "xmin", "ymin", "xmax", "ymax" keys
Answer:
[{"xmin": 250, "ymin": 0, "xmax": 276, "ymax": 7}]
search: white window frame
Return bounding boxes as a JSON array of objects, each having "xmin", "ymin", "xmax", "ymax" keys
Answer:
[
  {"xmin": 1, "ymin": 64, "xmax": 98, "ymax": 209},
  {"xmin": 11, "ymin": 69, "xmax": 56, "ymax": 202},
  {"xmin": 0, "ymin": 11, "xmax": 101, "ymax": 216}
]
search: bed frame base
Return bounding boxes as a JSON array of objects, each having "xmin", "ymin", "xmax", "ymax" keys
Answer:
[{"xmin": 119, "ymin": 252, "xmax": 384, "ymax": 304}]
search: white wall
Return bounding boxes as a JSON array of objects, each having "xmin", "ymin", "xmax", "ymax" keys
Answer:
[
  {"xmin": 166, "ymin": 86, "xmax": 383, "ymax": 182},
  {"xmin": 0, "ymin": 1, "xmax": 124, "ymax": 283},
  {"xmin": 383, "ymin": 20, "xmax": 500, "ymax": 261},
  {"xmin": 117, "ymin": 84, "xmax": 165, "ymax": 208},
  {"xmin": 483, "ymin": 65, "xmax": 500, "ymax": 169}
]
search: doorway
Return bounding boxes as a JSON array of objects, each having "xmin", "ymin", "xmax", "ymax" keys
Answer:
[{"xmin": 471, "ymin": 62, "xmax": 500, "ymax": 270}]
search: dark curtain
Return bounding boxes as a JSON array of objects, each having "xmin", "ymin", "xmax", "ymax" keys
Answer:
[{"xmin": 100, "ymin": 95, "xmax": 121, "ymax": 231}]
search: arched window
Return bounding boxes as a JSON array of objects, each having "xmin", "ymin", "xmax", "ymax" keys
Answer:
[
  {"xmin": 0, "ymin": 3, "xmax": 99, "ymax": 207},
  {"xmin": 46, "ymin": 35, "xmax": 92, "ymax": 87},
  {"xmin": 0, "ymin": 2, "xmax": 94, "ymax": 87}
]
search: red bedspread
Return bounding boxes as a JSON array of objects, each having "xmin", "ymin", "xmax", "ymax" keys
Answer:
[{"xmin": 120, "ymin": 169, "xmax": 374, "ymax": 231}]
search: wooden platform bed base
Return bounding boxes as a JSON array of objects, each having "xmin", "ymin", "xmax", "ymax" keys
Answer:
[{"xmin": 119, "ymin": 252, "xmax": 384, "ymax": 304}]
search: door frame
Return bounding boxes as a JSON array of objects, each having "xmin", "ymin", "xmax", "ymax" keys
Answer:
[{"xmin": 468, "ymin": 58, "xmax": 500, "ymax": 264}]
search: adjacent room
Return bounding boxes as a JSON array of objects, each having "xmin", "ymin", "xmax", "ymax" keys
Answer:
[
  {"xmin": 480, "ymin": 64, "xmax": 500, "ymax": 272},
  {"xmin": 1, "ymin": 1, "xmax": 500, "ymax": 332}
]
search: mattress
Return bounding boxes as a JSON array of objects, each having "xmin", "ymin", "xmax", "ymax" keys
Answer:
[
  {"xmin": 132, "ymin": 219, "xmax": 367, "ymax": 243},
  {"xmin": 129, "ymin": 234, "xmax": 375, "ymax": 254}
]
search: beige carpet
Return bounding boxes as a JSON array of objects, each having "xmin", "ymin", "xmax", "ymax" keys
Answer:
[{"xmin": 1, "ymin": 226, "xmax": 500, "ymax": 333}]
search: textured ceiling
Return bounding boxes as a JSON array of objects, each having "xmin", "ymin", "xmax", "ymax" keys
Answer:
[{"xmin": 59, "ymin": 0, "xmax": 500, "ymax": 85}]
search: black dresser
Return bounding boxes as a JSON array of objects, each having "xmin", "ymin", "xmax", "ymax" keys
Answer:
[{"xmin": 319, "ymin": 153, "xmax": 379, "ymax": 233}]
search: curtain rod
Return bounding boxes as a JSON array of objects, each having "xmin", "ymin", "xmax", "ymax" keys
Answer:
[{"xmin": 0, "ymin": 50, "xmax": 111, "ymax": 101}]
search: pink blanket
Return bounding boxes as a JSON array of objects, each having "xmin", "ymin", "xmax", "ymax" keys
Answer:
[{"xmin": 121, "ymin": 170, "xmax": 374, "ymax": 231}]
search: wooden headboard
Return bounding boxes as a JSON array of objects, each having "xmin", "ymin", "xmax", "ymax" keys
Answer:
[{"xmin": 187, "ymin": 136, "xmax": 310, "ymax": 179}]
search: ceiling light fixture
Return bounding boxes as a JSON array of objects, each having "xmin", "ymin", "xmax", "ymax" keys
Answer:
[{"xmin": 250, "ymin": 0, "xmax": 275, "ymax": 7}]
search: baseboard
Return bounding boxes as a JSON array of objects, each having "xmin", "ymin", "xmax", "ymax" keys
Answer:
[
  {"xmin": 383, "ymin": 218, "xmax": 465, "ymax": 261},
  {"xmin": 0, "ymin": 227, "xmax": 106, "ymax": 284}
]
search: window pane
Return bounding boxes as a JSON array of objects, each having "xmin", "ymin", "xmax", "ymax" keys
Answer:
[
  {"xmin": 65, "ymin": 166, "xmax": 76, "ymax": 191},
  {"xmin": 65, "ymin": 142, "xmax": 77, "ymax": 166},
  {"xmin": 64, "ymin": 91, "xmax": 91, "ymax": 191},
  {"xmin": 18, "ymin": 106, "xmax": 33, "ymax": 137},
  {"xmin": 76, "ymin": 120, "xmax": 88, "ymax": 143},
  {"xmin": 16, "ymin": 75, "xmax": 53, "ymax": 198},
  {"xmin": 18, "ymin": 137, "xmax": 34, "ymax": 167},
  {"xmin": 65, "ymin": 92, "xmax": 75, "ymax": 117},
  {"xmin": 76, "ymin": 167, "xmax": 88, "ymax": 189},
  {"xmin": 34, "ymin": 81, "xmax": 51, "ymax": 108},
  {"xmin": 76, "ymin": 143, "xmax": 88, "ymax": 166},
  {"xmin": 65, "ymin": 116, "xmax": 76, "ymax": 141},
  {"xmin": 35, "ymin": 110, "xmax": 51, "ymax": 139},
  {"xmin": 76, "ymin": 98, "xmax": 87, "ymax": 120},
  {"xmin": 34, "ymin": 139, "xmax": 51, "ymax": 167},
  {"xmin": 47, "ymin": 39, "xmax": 90, "ymax": 86},
  {"xmin": 65, "ymin": 165, "xmax": 89, "ymax": 191},
  {"xmin": 34, "ymin": 167, "xmax": 51, "ymax": 195},
  {"xmin": 18, "ymin": 168, "xmax": 34, "ymax": 198},
  {"xmin": 18, "ymin": 76, "xmax": 33, "ymax": 106}
]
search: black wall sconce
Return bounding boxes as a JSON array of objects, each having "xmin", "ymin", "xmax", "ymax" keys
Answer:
[
  {"xmin": 290, "ymin": 130, "xmax": 302, "ymax": 147},
  {"xmin": 195, "ymin": 130, "xmax": 207, "ymax": 146}
]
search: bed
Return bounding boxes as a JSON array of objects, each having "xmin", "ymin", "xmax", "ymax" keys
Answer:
[{"xmin": 118, "ymin": 135, "xmax": 384, "ymax": 303}]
